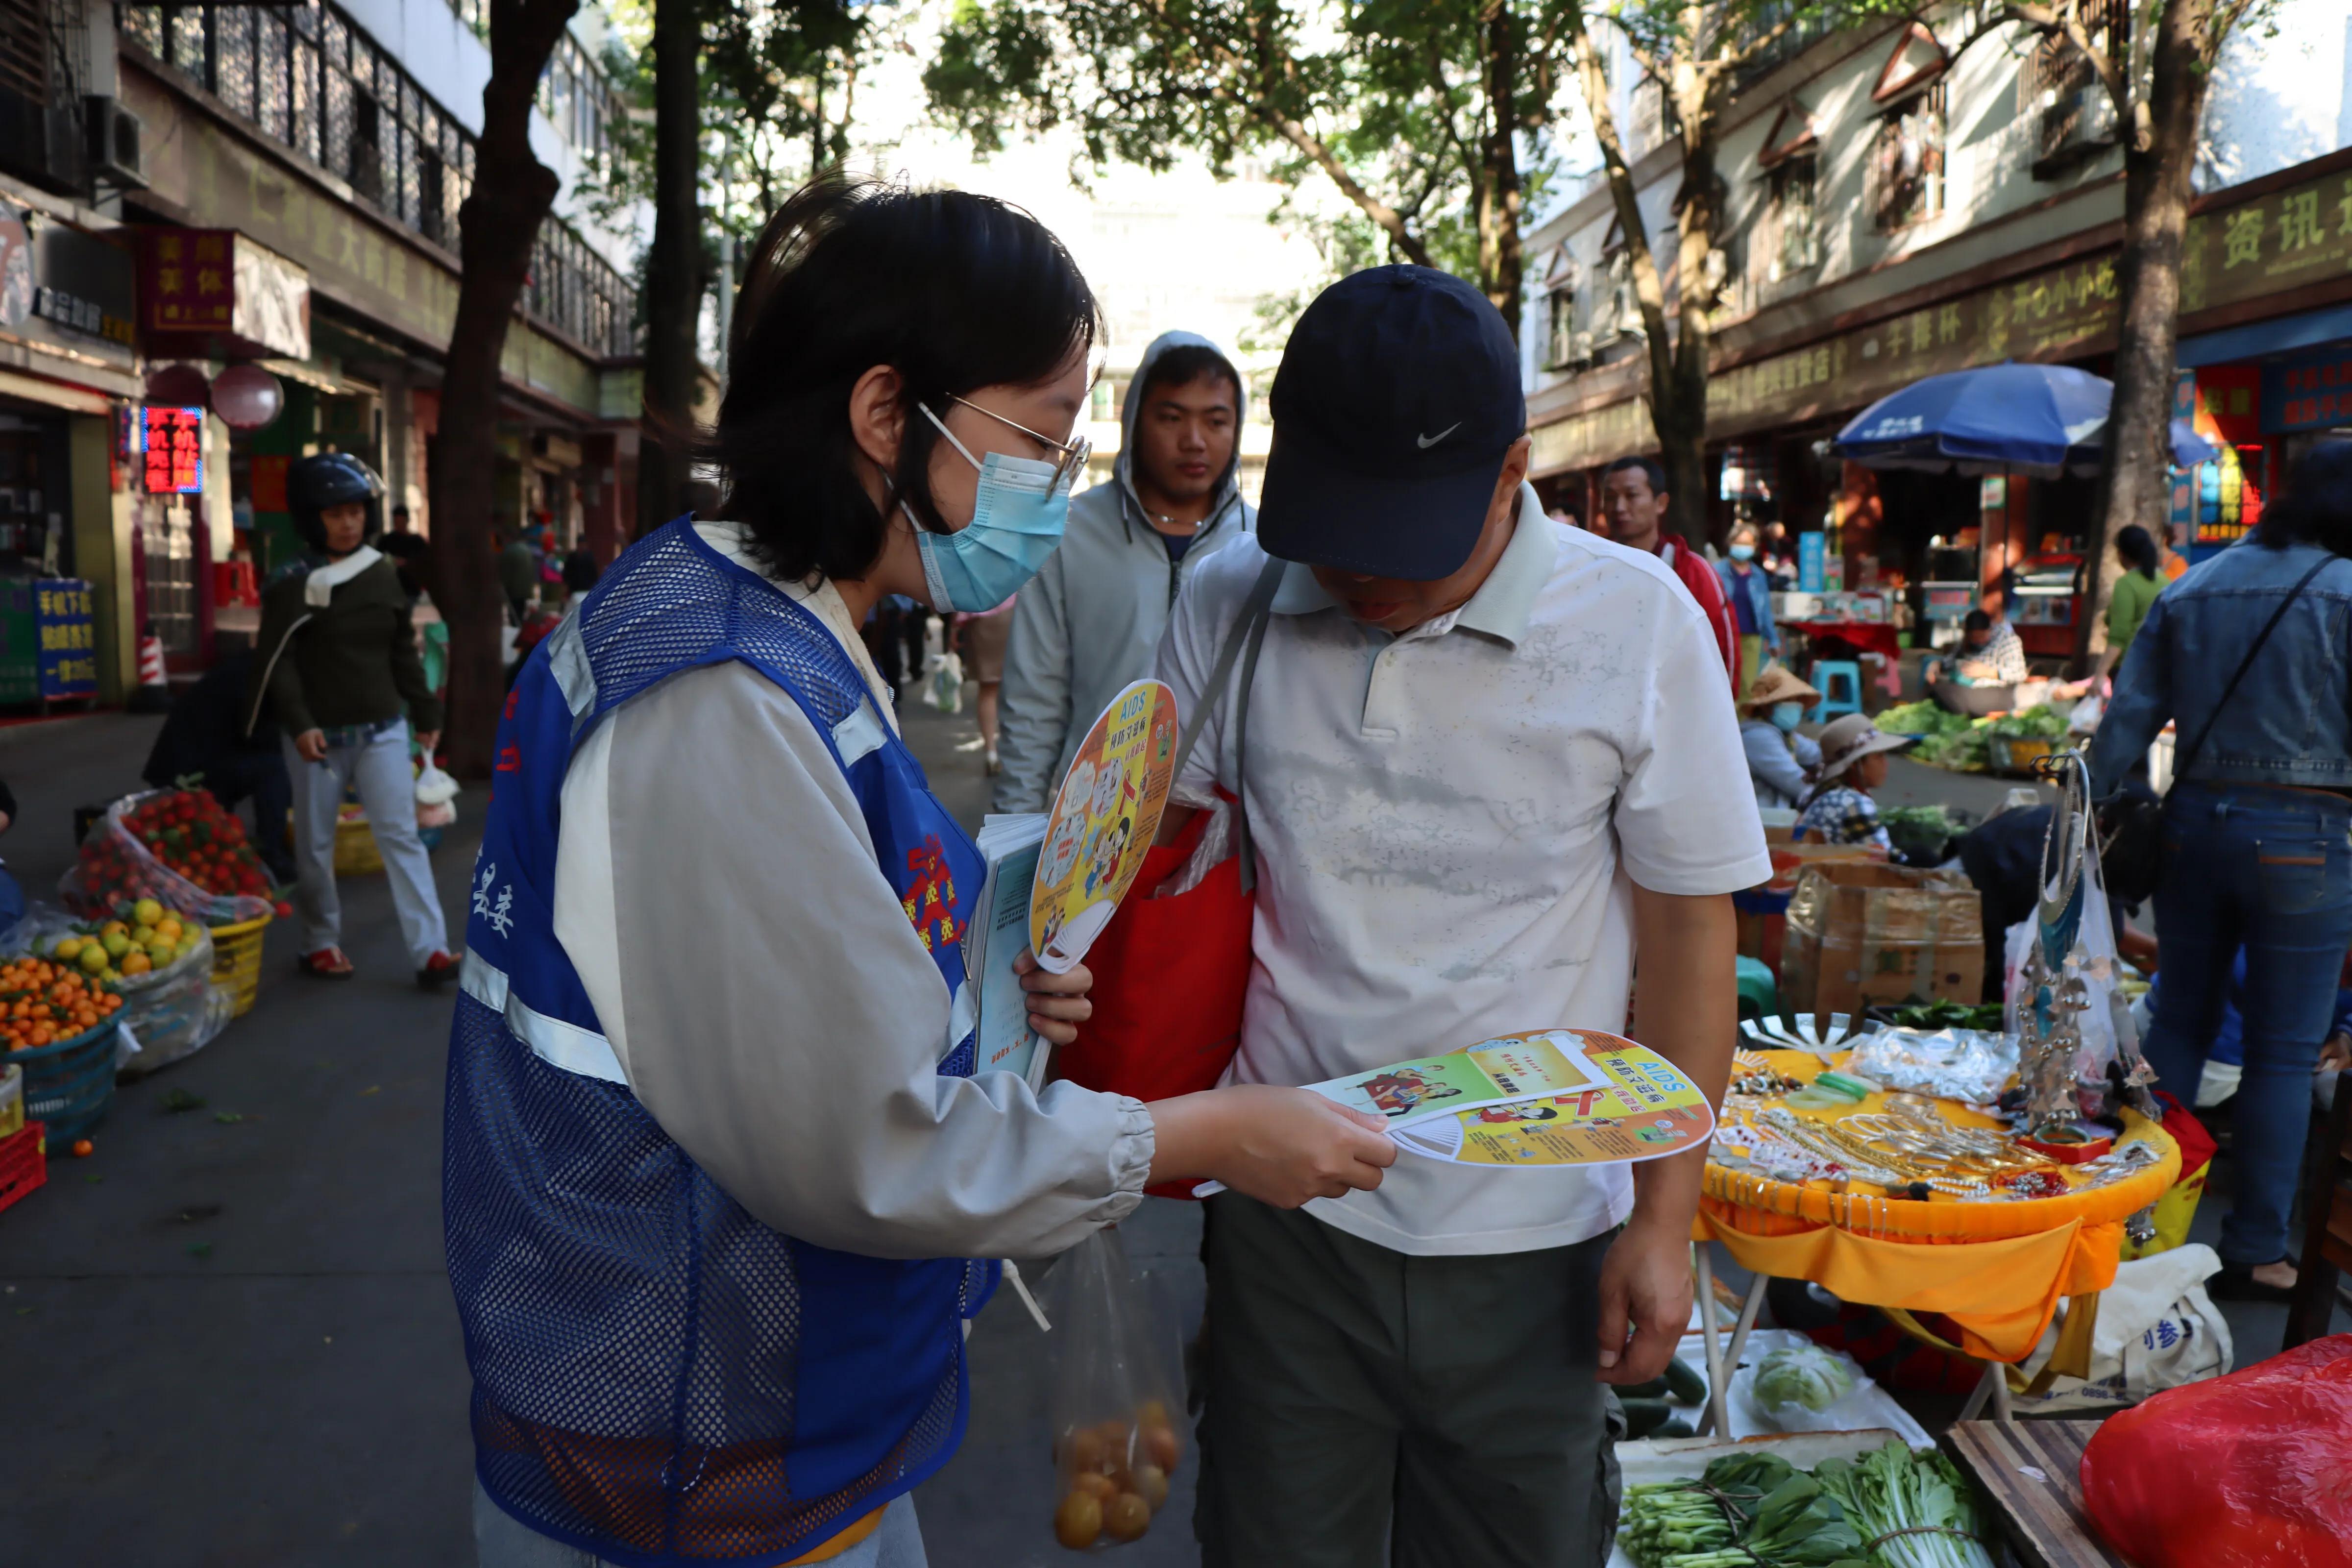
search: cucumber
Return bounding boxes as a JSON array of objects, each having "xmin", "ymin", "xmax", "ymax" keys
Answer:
[
  {"xmin": 1655, "ymin": 1418, "xmax": 1695, "ymax": 1438},
  {"xmin": 1618, "ymin": 1375, "xmax": 1670, "ymax": 1400},
  {"xmin": 1661, "ymin": 1358, "xmax": 1708, "ymax": 1406},
  {"xmin": 1620, "ymin": 1397, "xmax": 1675, "ymax": 1437}
]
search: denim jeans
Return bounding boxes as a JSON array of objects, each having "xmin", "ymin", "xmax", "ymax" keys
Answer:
[
  {"xmin": 473, "ymin": 1482, "xmax": 928, "ymax": 1568},
  {"xmin": 2146, "ymin": 781, "xmax": 2352, "ymax": 1265},
  {"xmin": 283, "ymin": 718, "xmax": 449, "ymax": 967}
]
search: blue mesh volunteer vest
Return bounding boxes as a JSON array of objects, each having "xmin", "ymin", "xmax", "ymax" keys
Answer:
[{"xmin": 444, "ymin": 518, "xmax": 994, "ymax": 1566}]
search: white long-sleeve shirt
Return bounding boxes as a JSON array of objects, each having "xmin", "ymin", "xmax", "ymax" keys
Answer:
[{"xmin": 546, "ymin": 522, "xmax": 1152, "ymax": 1261}]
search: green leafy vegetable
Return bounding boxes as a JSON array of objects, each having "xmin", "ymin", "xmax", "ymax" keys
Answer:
[
  {"xmin": 1983, "ymin": 705, "xmax": 2068, "ymax": 738},
  {"xmin": 1875, "ymin": 702, "xmax": 1969, "ymax": 737},
  {"xmin": 1753, "ymin": 1345, "xmax": 1858, "ymax": 1414},
  {"xmin": 1813, "ymin": 1442, "xmax": 1995, "ymax": 1568}
]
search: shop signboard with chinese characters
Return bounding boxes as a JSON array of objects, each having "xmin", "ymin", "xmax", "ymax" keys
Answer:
[
  {"xmin": 0, "ymin": 577, "xmax": 99, "ymax": 702},
  {"xmin": 2259, "ymin": 342, "xmax": 2352, "ymax": 434},
  {"xmin": 141, "ymin": 229, "xmax": 235, "ymax": 333},
  {"xmin": 135, "ymin": 407, "xmax": 206, "ymax": 494},
  {"xmin": 1534, "ymin": 161, "xmax": 2352, "ymax": 473}
]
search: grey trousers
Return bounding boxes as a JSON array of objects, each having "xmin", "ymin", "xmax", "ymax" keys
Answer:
[
  {"xmin": 284, "ymin": 719, "xmax": 448, "ymax": 966},
  {"xmin": 1195, "ymin": 1195, "xmax": 1622, "ymax": 1568}
]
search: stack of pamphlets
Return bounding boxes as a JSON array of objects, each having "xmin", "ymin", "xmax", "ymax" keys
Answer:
[{"xmin": 965, "ymin": 813, "xmax": 1049, "ymax": 1089}]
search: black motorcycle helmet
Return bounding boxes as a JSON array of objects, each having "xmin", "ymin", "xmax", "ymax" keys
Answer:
[{"xmin": 287, "ymin": 452, "xmax": 385, "ymax": 552}]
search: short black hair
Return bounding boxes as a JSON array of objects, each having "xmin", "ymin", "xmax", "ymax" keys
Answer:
[
  {"xmin": 2260, "ymin": 441, "xmax": 2352, "ymax": 556},
  {"xmin": 1963, "ymin": 609, "xmax": 1992, "ymax": 632},
  {"xmin": 1604, "ymin": 455, "xmax": 1667, "ymax": 496},
  {"xmin": 703, "ymin": 176, "xmax": 1102, "ymax": 584},
  {"xmin": 1138, "ymin": 344, "xmax": 1241, "ymax": 409},
  {"xmin": 2114, "ymin": 524, "xmax": 2160, "ymax": 577}
]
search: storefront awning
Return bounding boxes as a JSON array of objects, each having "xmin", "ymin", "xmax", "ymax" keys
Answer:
[{"xmin": 2177, "ymin": 299, "xmax": 2352, "ymax": 368}]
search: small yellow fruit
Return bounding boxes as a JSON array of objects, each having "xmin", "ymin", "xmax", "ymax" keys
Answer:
[
  {"xmin": 1104, "ymin": 1493, "xmax": 1150, "ymax": 1542},
  {"xmin": 132, "ymin": 898, "xmax": 164, "ymax": 926},
  {"xmin": 155, "ymin": 918, "xmax": 183, "ymax": 941},
  {"xmin": 100, "ymin": 920, "xmax": 128, "ymax": 939},
  {"xmin": 1132, "ymin": 1463, "xmax": 1169, "ymax": 1513},
  {"xmin": 1053, "ymin": 1490, "xmax": 1102, "ymax": 1550},
  {"xmin": 121, "ymin": 952, "xmax": 152, "ymax": 976},
  {"xmin": 100, "ymin": 931, "xmax": 130, "ymax": 959},
  {"xmin": 78, "ymin": 945, "xmax": 110, "ymax": 976},
  {"xmin": 55, "ymin": 937, "xmax": 83, "ymax": 960}
]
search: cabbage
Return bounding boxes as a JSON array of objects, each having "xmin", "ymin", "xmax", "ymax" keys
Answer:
[{"xmin": 1753, "ymin": 1345, "xmax": 1857, "ymax": 1414}]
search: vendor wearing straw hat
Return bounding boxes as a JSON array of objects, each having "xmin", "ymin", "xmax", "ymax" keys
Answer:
[
  {"xmin": 1794, "ymin": 714, "xmax": 1914, "ymax": 851},
  {"xmin": 1738, "ymin": 663, "xmax": 1823, "ymax": 811}
]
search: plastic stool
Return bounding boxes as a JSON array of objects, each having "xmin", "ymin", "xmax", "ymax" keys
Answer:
[
  {"xmin": 1735, "ymin": 955, "xmax": 1778, "ymax": 1023},
  {"xmin": 1810, "ymin": 660, "xmax": 1863, "ymax": 722}
]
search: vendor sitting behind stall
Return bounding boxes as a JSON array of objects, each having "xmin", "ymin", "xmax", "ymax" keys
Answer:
[
  {"xmin": 1738, "ymin": 664, "xmax": 1822, "ymax": 811},
  {"xmin": 1793, "ymin": 713, "xmax": 1913, "ymax": 851},
  {"xmin": 1925, "ymin": 604, "xmax": 2029, "ymax": 715}
]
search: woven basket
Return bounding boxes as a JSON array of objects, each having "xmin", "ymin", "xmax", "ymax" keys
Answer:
[
  {"xmin": 334, "ymin": 809, "xmax": 385, "ymax": 876},
  {"xmin": 209, "ymin": 913, "xmax": 271, "ymax": 1018}
]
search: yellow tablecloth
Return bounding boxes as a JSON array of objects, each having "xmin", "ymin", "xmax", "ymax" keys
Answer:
[{"xmin": 1698, "ymin": 1053, "xmax": 2180, "ymax": 1362}]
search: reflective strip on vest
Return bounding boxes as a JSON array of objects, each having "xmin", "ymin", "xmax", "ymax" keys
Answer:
[{"xmin": 461, "ymin": 950, "xmax": 628, "ymax": 1085}]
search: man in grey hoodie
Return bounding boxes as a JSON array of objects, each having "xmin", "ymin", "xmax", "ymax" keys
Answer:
[{"xmin": 994, "ymin": 331, "xmax": 1253, "ymax": 812}]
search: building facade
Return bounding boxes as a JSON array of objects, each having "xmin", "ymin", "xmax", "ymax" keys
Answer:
[
  {"xmin": 1522, "ymin": 0, "xmax": 2352, "ymax": 658},
  {"xmin": 0, "ymin": 0, "xmax": 647, "ymax": 700}
]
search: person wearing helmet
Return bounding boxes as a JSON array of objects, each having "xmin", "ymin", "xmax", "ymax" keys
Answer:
[{"xmin": 243, "ymin": 452, "xmax": 459, "ymax": 985}]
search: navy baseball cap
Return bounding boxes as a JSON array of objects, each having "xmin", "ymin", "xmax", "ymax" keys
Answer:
[{"xmin": 1258, "ymin": 265, "xmax": 1526, "ymax": 579}]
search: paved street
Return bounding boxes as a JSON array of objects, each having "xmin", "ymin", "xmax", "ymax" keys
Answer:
[{"xmin": 0, "ymin": 698, "xmax": 2336, "ymax": 1565}]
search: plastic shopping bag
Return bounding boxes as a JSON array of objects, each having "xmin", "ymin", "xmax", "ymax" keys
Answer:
[
  {"xmin": 2082, "ymin": 1334, "xmax": 2352, "ymax": 1568},
  {"xmin": 59, "ymin": 790, "xmax": 274, "ymax": 927},
  {"xmin": 923, "ymin": 651, "xmax": 965, "ymax": 714},
  {"xmin": 4, "ymin": 903, "xmax": 234, "ymax": 1077},
  {"xmin": 415, "ymin": 751, "xmax": 460, "ymax": 831},
  {"xmin": 1045, "ymin": 1229, "xmax": 1185, "ymax": 1551}
]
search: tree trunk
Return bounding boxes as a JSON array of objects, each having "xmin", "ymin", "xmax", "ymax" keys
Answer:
[
  {"xmin": 2078, "ymin": 0, "xmax": 2214, "ymax": 669},
  {"xmin": 1663, "ymin": 54, "xmax": 1723, "ymax": 547},
  {"xmin": 637, "ymin": 0, "xmax": 703, "ymax": 539},
  {"xmin": 1476, "ymin": 0, "xmax": 1523, "ymax": 339},
  {"xmin": 430, "ymin": 0, "xmax": 578, "ymax": 777}
]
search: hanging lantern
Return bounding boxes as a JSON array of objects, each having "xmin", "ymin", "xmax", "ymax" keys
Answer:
[
  {"xmin": 210, "ymin": 364, "xmax": 285, "ymax": 431},
  {"xmin": 143, "ymin": 362, "xmax": 212, "ymax": 410}
]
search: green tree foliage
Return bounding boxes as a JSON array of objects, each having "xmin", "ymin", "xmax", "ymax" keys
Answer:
[{"xmin": 926, "ymin": 0, "xmax": 1581, "ymax": 336}]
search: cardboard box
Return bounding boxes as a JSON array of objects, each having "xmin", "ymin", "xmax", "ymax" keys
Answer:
[{"xmin": 1780, "ymin": 861, "xmax": 1984, "ymax": 1032}]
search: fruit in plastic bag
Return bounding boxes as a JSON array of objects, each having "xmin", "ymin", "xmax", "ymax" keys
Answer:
[
  {"xmin": 1754, "ymin": 1344, "xmax": 1857, "ymax": 1414},
  {"xmin": 60, "ymin": 790, "xmax": 274, "ymax": 929},
  {"xmin": 1045, "ymin": 1230, "xmax": 1185, "ymax": 1550},
  {"xmin": 2081, "ymin": 1333, "xmax": 2352, "ymax": 1568}
]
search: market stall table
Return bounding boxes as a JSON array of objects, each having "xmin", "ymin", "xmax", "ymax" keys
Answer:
[
  {"xmin": 1781, "ymin": 619, "xmax": 1903, "ymax": 664},
  {"xmin": 1689, "ymin": 1047, "xmax": 2180, "ymax": 1436}
]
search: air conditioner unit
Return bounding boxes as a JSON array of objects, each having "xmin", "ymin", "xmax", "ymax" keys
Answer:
[
  {"xmin": 1568, "ymin": 329, "xmax": 1594, "ymax": 363},
  {"xmin": 86, "ymin": 97, "xmax": 148, "ymax": 189},
  {"xmin": 2033, "ymin": 87, "xmax": 2114, "ymax": 180}
]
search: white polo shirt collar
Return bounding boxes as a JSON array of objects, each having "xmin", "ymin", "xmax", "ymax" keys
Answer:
[{"xmin": 1268, "ymin": 486, "xmax": 1559, "ymax": 649}]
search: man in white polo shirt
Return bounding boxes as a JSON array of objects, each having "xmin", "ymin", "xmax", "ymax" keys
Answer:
[{"xmin": 1158, "ymin": 265, "xmax": 1770, "ymax": 1566}]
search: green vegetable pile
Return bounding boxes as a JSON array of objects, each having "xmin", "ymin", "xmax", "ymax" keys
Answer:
[
  {"xmin": 1879, "ymin": 804, "xmax": 1964, "ymax": 864},
  {"xmin": 1913, "ymin": 724, "xmax": 1991, "ymax": 772},
  {"xmin": 1873, "ymin": 701, "xmax": 1970, "ymax": 737},
  {"xmin": 1982, "ymin": 705, "xmax": 2068, "ymax": 739},
  {"xmin": 1621, "ymin": 1442, "xmax": 1992, "ymax": 1568},
  {"xmin": 1754, "ymin": 1346, "xmax": 1859, "ymax": 1414},
  {"xmin": 1814, "ymin": 1442, "xmax": 1996, "ymax": 1568},
  {"xmin": 1622, "ymin": 1452, "xmax": 1860, "ymax": 1568}
]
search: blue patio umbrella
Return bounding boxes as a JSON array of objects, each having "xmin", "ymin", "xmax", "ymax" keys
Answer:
[{"xmin": 1834, "ymin": 362, "xmax": 2217, "ymax": 478}]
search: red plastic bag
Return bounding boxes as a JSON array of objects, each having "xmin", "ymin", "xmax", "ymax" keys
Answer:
[
  {"xmin": 1055, "ymin": 803, "xmax": 1253, "ymax": 1113},
  {"xmin": 2081, "ymin": 1333, "xmax": 2352, "ymax": 1568}
]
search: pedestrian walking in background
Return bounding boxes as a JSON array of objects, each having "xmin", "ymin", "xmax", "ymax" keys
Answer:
[
  {"xmin": 994, "ymin": 332, "xmax": 1252, "ymax": 812},
  {"xmin": 1600, "ymin": 455, "xmax": 1739, "ymax": 684},
  {"xmin": 243, "ymin": 453, "xmax": 456, "ymax": 985},
  {"xmin": 1716, "ymin": 520, "xmax": 1781, "ymax": 692},
  {"xmin": 1158, "ymin": 265, "xmax": 1765, "ymax": 1566},
  {"xmin": 1760, "ymin": 518, "xmax": 1796, "ymax": 588},
  {"xmin": 560, "ymin": 545, "xmax": 600, "ymax": 597},
  {"xmin": 1793, "ymin": 713, "xmax": 1912, "ymax": 851},
  {"xmin": 2092, "ymin": 523, "xmax": 2168, "ymax": 686},
  {"xmin": 1738, "ymin": 663, "xmax": 1822, "ymax": 811},
  {"xmin": 955, "ymin": 596, "xmax": 1014, "ymax": 773},
  {"xmin": 2089, "ymin": 441, "xmax": 2352, "ymax": 1303},
  {"xmin": 496, "ymin": 524, "xmax": 538, "ymax": 622},
  {"xmin": 447, "ymin": 177, "xmax": 1391, "ymax": 1568}
]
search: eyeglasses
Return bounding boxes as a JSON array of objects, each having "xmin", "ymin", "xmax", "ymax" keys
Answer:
[{"xmin": 947, "ymin": 394, "xmax": 1094, "ymax": 490}]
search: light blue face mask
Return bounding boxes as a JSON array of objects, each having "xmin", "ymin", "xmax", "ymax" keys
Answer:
[
  {"xmin": 1729, "ymin": 543, "xmax": 1757, "ymax": 562},
  {"xmin": 1770, "ymin": 702, "xmax": 1805, "ymax": 733},
  {"xmin": 908, "ymin": 403, "xmax": 1076, "ymax": 612}
]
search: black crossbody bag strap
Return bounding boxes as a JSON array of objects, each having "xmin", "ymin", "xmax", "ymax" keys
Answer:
[
  {"xmin": 1169, "ymin": 556, "xmax": 1287, "ymax": 894},
  {"xmin": 2168, "ymin": 555, "xmax": 2333, "ymax": 786}
]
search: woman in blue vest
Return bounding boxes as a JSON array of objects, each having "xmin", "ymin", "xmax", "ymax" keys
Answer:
[{"xmin": 448, "ymin": 176, "xmax": 1396, "ymax": 1568}]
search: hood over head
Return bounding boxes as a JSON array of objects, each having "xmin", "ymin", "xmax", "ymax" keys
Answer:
[{"xmin": 1114, "ymin": 330, "xmax": 1249, "ymax": 526}]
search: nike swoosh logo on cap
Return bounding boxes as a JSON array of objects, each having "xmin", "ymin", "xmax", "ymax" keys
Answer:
[{"xmin": 1417, "ymin": 423, "xmax": 1462, "ymax": 449}]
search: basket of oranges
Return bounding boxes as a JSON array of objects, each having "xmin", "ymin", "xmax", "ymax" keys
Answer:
[{"xmin": 0, "ymin": 955, "xmax": 126, "ymax": 1144}]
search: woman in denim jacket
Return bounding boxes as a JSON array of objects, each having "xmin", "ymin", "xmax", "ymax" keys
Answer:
[
  {"xmin": 2089, "ymin": 443, "xmax": 2352, "ymax": 1301},
  {"xmin": 1715, "ymin": 522, "xmax": 1780, "ymax": 692}
]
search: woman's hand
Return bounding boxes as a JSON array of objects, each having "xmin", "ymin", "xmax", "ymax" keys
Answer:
[
  {"xmin": 414, "ymin": 729, "xmax": 441, "ymax": 755},
  {"xmin": 294, "ymin": 729, "xmax": 329, "ymax": 763},
  {"xmin": 1146, "ymin": 1085, "xmax": 1396, "ymax": 1208},
  {"xmin": 1015, "ymin": 948, "xmax": 1093, "ymax": 1046}
]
